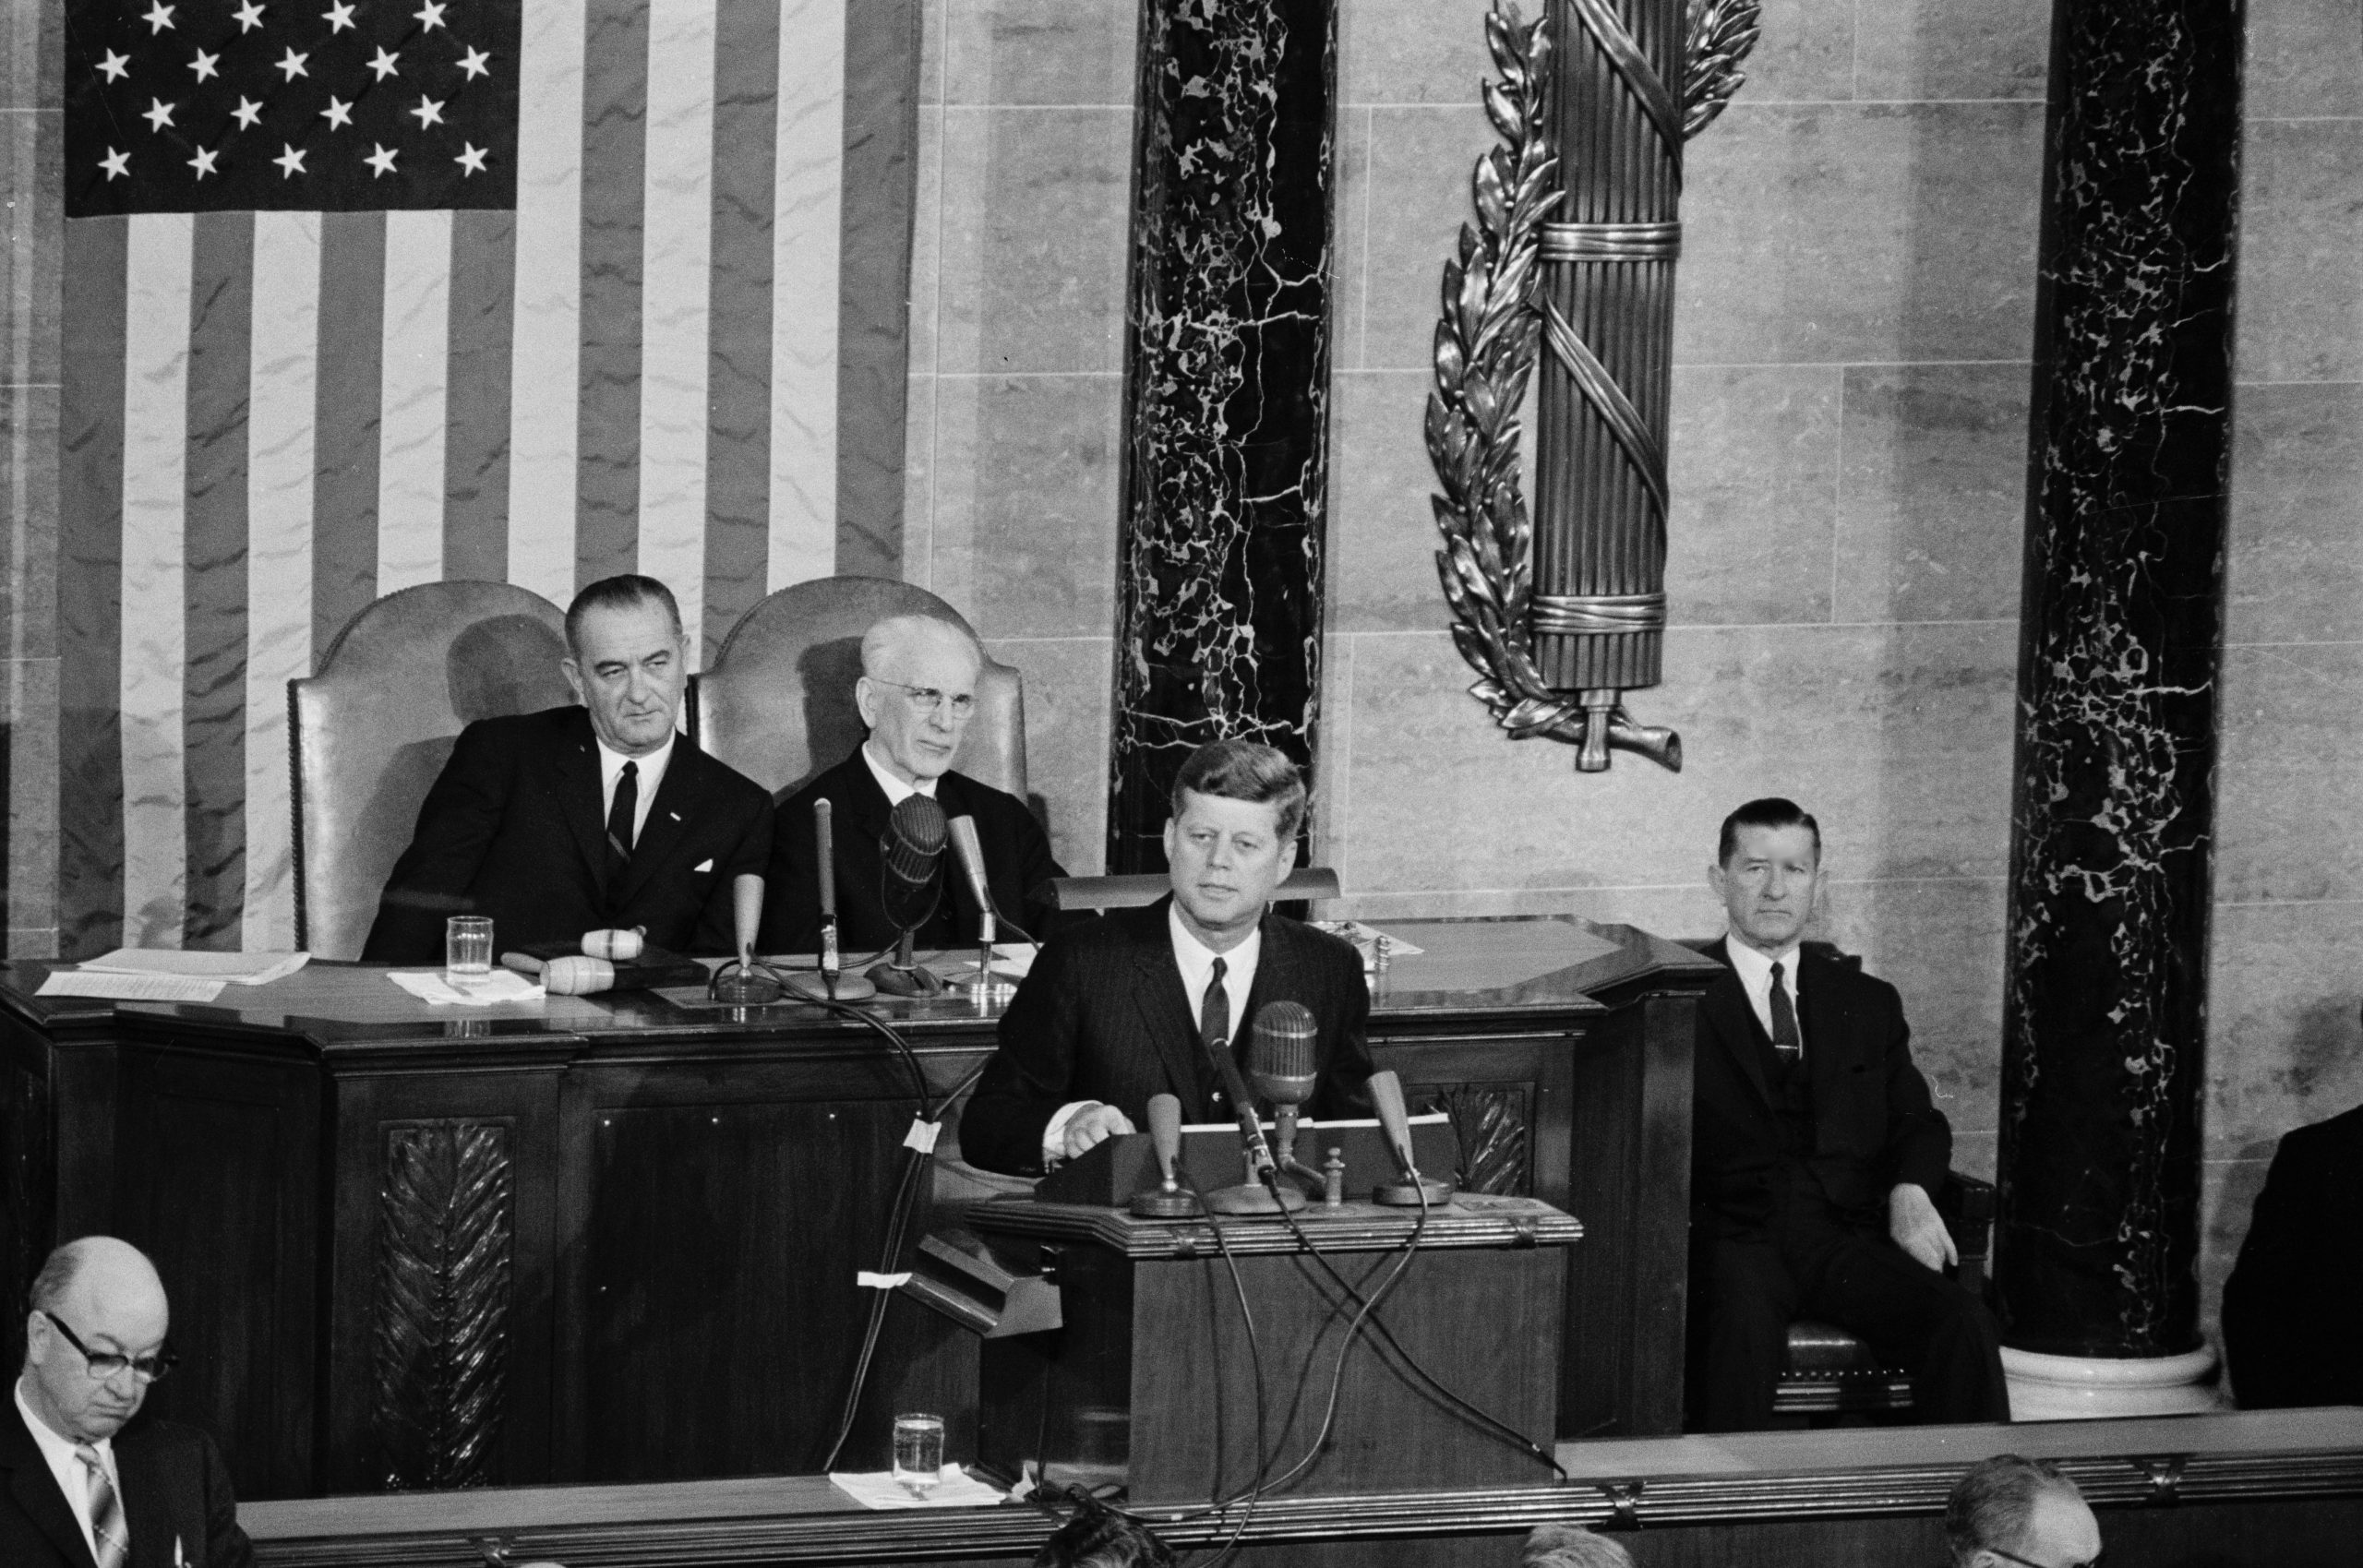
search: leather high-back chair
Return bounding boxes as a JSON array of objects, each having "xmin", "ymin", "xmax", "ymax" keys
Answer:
[
  {"xmin": 291, "ymin": 581, "xmax": 574, "ymax": 959},
  {"xmin": 690, "ymin": 577, "xmax": 1026, "ymax": 799}
]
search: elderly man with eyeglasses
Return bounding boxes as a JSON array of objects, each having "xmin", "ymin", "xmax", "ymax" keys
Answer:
[
  {"xmin": 758, "ymin": 614, "xmax": 1069, "ymax": 956},
  {"xmin": 4, "ymin": 1237, "xmax": 253, "ymax": 1568},
  {"xmin": 1944, "ymin": 1454, "xmax": 2103, "ymax": 1568}
]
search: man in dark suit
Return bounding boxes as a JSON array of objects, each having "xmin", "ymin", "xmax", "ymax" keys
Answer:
[
  {"xmin": 757, "ymin": 615, "xmax": 1067, "ymax": 956},
  {"xmin": 362, "ymin": 575, "xmax": 774, "ymax": 964},
  {"xmin": 6, "ymin": 1237, "xmax": 253, "ymax": 1568},
  {"xmin": 2221, "ymin": 1099, "xmax": 2363, "ymax": 1408},
  {"xmin": 1686, "ymin": 797, "xmax": 2009, "ymax": 1430},
  {"xmin": 961, "ymin": 739, "xmax": 1373, "ymax": 1176}
]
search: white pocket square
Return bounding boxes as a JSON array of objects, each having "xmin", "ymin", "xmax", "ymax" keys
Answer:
[{"xmin": 694, "ymin": 858, "xmax": 714, "ymax": 873}]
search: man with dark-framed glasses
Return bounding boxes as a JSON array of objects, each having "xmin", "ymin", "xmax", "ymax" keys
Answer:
[
  {"xmin": 1944, "ymin": 1454, "xmax": 2102, "ymax": 1568},
  {"xmin": 4, "ymin": 1236, "xmax": 253, "ymax": 1567},
  {"xmin": 759, "ymin": 613, "xmax": 1069, "ymax": 953}
]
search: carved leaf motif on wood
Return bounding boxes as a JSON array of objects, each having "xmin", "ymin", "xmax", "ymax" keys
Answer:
[
  {"xmin": 372, "ymin": 1119, "xmax": 515, "ymax": 1491},
  {"xmin": 1415, "ymin": 1083, "xmax": 1533, "ymax": 1196}
]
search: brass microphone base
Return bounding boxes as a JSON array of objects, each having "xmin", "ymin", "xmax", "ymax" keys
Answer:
[
  {"xmin": 708, "ymin": 962, "xmax": 784, "ymax": 1005},
  {"xmin": 1130, "ymin": 1189, "xmax": 1205, "ymax": 1218},
  {"xmin": 1373, "ymin": 1177, "xmax": 1455, "ymax": 1208},
  {"xmin": 868, "ymin": 961, "xmax": 946, "ymax": 998},
  {"xmin": 1205, "ymin": 1181, "xmax": 1305, "ymax": 1215},
  {"xmin": 949, "ymin": 969, "xmax": 1016, "ymax": 1004},
  {"xmin": 784, "ymin": 971, "xmax": 877, "ymax": 1002}
]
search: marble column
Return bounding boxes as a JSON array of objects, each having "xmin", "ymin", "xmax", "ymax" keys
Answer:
[
  {"xmin": 1105, "ymin": 0, "xmax": 1337, "ymax": 874},
  {"xmin": 1995, "ymin": 0, "xmax": 2243, "ymax": 1386}
]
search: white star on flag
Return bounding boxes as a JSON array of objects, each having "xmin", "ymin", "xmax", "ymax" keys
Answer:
[
  {"xmin": 187, "ymin": 146, "xmax": 220, "ymax": 179},
  {"xmin": 273, "ymin": 143, "xmax": 306, "ymax": 177},
  {"xmin": 321, "ymin": 1, "xmax": 355, "ymax": 32},
  {"xmin": 232, "ymin": 1, "xmax": 266, "ymax": 32},
  {"xmin": 141, "ymin": 98, "xmax": 175, "ymax": 133},
  {"xmin": 367, "ymin": 47, "xmax": 400, "ymax": 81},
  {"xmin": 320, "ymin": 96, "xmax": 354, "ymax": 130},
  {"xmin": 98, "ymin": 51, "xmax": 132, "ymax": 83},
  {"xmin": 414, "ymin": 1, "xmax": 447, "ymax": 32},
  {"xmin": 141, "ymin": 2, "xmax": 174, "ymax": 34},
  {"xmin": 231, "ymin": 97, "xmax": 265, "ymax": 130},
  {"xmin": 275, "ymin": 48, "xmax": 308, "ymax": 81},
  {"xmin": 454, "ymin": 142, "xmax": 487, "ymax": 175},
  {"xmin": 99, "ymin": 149, "xmax": 130, "ymax": 180},
  {"xmin": 456, "ymin": 46, "xmax": 492, "ymax": 81},
  {"xmin": 189, "ymin": 49, "xmax": 220, "ymax": 82},
  {"xmin": 365, "ymin": 143, "xmax": 398, "ymax": 177},
  {"xmin": 410, "ymin": 96, "xmax": 445, "ymax": 129}
]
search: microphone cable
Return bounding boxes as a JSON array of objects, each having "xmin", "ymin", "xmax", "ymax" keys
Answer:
[
  {"xmin": 1171, "ymin": 1162, "xmax": 1273, "ymax": 1568},
  {"xmin": 1265, "ymin": 1175, "xmax": 1566, "ymax": 1482}
]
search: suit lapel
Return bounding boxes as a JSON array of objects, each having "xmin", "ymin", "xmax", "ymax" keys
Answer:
[
  {"xmin": 1127, "ymin": 902, "xmax": 1207, "ymax": 1104},
  {"xmin": 552, "ymin": 714, "xmax": 609, "ymax": 884},
  {"xmin": 2, "ymin": 1409, "xmax": 99, "ymax": 1568},
  {"xmin": 1237, "ymin": 911, "xmax": 1297, "ymax": 1052},
  {"xmin": 112, "ymin": 1430, "xmax": 167, "ymax": 1568},
  {"xmin": 615, "ymin": 743, "xmax": 701, "ymax": 906},
  {"xmin": 1701, "ymin": 938, "xmax": 1772, "ymax": 1107}
]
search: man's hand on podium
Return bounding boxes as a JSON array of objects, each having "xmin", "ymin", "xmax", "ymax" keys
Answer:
[
  {"xmin": 1062, "ymin": 1103, "xmax": 1136, "ymax": 1162},
  {"xmin": 1889, "ymin": 1181, "xmax": 1957, "ymax": 1273}
]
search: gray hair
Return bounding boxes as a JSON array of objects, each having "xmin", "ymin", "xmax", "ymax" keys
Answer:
[
  {"xmin": 860, "ymin": 614, "xmax": 980, "ymax": 679},
  {"xmin": 1522, "ymin": 1523, "xmax": 1635, "ymax": 1568},
  {"xmin": 1945, "ymin": 1454, "xmax": 2081, "ymax": 1565}
]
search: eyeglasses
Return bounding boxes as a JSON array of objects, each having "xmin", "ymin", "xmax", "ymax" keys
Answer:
[
  {"xmin": 872, "ymin": 679, "xmax": 977, "ymax": 721},
  {"xmin": 41, "ymin": 1311, "xmax": 177, "ymax": 1383},
  {"xmin": 1987, "ymin": 1547, "xmax": 2102, "ymax": 1568}
]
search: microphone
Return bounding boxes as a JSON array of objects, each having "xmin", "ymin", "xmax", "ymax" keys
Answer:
[
  {"xmin": 1130, "ymin": 1092, "xmax": 1203, "ymax": 1217},
  {"xmin": 815, "ymin": 797, "xmax": 838, "ymax": 981},
  {"xmin": 1369, "ymin": 1068, "xmax": 1453, "ymax": 1207},
  {"xmin": 1200, "ymin": 1010, "xmax": 1303, "ymax": 1215},
  {"xmin": 1249, "ymin": 1000, "xmax": 1319, "ymax": 1181},
  {"xmin": 870, "ymin": 794, "xmax": 948, "ymax": 998},
  {"xmin": 945, "ymin": 815, "xmax": 996, "ymax": 941}
]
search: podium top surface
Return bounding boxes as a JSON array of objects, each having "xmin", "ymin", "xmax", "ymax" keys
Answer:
[
  {"xmin": 965, "ymin": 1191, "xmax": 1582, "ymax": 1258},
  {"xmin": 0, "ymin": 916, "xmax": 1718, "ymax": 1058}
]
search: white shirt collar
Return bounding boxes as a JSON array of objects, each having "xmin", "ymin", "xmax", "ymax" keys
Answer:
[
  {"xmin": 594, "ymin": 729, "xmax": 677, "ymax": 845},
  {"xmin": 1723, "ymin": 931, "xmax": 1802, "ymax": 991},
  {"xmin": 1169, "ymin": 901, "xmax": 1261, "ymax": 1028},
  {"xmin": 862, "ymin": 740, "xmax": 940, "ymax": 807},
  {"xmin": 15, "ymin": 1378, "xmax": 112, "ymax": 1560}
]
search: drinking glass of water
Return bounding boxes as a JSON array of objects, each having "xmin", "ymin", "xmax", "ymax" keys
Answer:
[
  {"xmin": 893, "ymin": 1412, "xmax": 945, "ymax": 1496},
  {"xmin": 445, "ymin": 916, "xmax": 494, "ymax": 985}
]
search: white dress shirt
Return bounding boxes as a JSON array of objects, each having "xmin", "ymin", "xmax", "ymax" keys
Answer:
[
  {"xmin": 1723, "ymin": 931, "xmax": 1805, "ymax": 1055},
  {"xmin": 595, "ymin": 730, "xmax": 676, "ymax": 848},
  {"xmin": 861, "ymin": 740, "xmax": 941, "ymax": 806},
  {"xmin": 15, "ymin": 1379, "xmax": 116, "ymax": 1563},
  {"xmin": 1038, "ymin": 904, "xmax": 1263, "ymax": 1165}
]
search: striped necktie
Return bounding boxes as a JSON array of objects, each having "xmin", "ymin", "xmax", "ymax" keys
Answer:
[
  {"xmin": 77, "ymin": 1443, "xmax": 129, "ymax": 1568},
  {"xmin": 1769, "ymin": 960, "xmax": 1803, "ymax": 1062}
]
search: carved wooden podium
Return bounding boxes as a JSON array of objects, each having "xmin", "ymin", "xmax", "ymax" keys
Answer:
[{"xmin": 943, "ymin": 1127, "xmax": 1579, "ymax": 1506}]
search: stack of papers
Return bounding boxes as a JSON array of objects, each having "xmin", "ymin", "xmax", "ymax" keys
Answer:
[
  {"xmin": 37, "ymin": 971, "xmax": 226, "ymax": 1004},
  {"xmin": 35, "ymin": 949, "xmax": 311, "ymax": 1005},
  {"xmin": 385, "ymin": 969, "xmax": 546, "ymax": 1007},
  {"xmin": 827, "ymin": 1466, "xmax": 1010, "ymax": 1510}
]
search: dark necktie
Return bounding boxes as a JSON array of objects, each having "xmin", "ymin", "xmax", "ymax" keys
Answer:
[
  {"xmin": 1769, "ymin": 960, "xmax": 1802, "ymax": 1062},
  {"xmin": 606, "ymin": 760, "xmax": 639, "ymax": 892},
  {"xmin": 78, "ymin": 1444, "xmax": 128, "ymax": 1568},
  {"xmin": 1200, "ymin": 957, "xmax": 1230, "ymax": 1103}
]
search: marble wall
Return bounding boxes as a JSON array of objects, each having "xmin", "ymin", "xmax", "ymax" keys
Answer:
[{"xmin": 2199, "ymin": 0, "xmax": 2363, "ymax": 1349}]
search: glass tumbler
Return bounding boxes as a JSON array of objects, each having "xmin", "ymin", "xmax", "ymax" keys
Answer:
[
  {"xmin": 445, "ymin": 916, "xmax": 494, "ymax": 982},
  {"xmin": 892, "ymin": 1412, "xmax": 945, "ymax": 1496}
]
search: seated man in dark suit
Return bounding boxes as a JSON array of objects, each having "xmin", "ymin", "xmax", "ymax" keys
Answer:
[
  {"xmin": 961, "ymin": 739, "xmax": 1373, "ymax": 1175},
  {"xmin": 757, "ymin": 614, "xmax": 1067, "ymax": 955},
  {"xmin": 362, "ymin": 574, "xmax": 774, "ymax": 963},
  {"xmin": 2221, "ymin": 1098, "xmax": 2363, "ymax": 1407},
  {"xmin": 1686, "ymin": 796, "xmax": 2009, "ymax": 1430},
  {"xmin": 6, "ymin": 1237, "xmax": 253, "ymax": 1568}
]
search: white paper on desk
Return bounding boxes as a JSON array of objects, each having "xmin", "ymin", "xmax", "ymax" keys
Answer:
[
  {"xmin": 386, "ymin": 969, "xmax": 546, "ymax": 1007},
  {"xmin": 38, "ymin": 971, "xmax": 226, "ymax": 1004},
  {"xmin": 78, "ymin": 949, "xmax": 309, "ymax": 986},
  {"xmin": 989, "ymin": 942, "xmax": 1037, "ymax": 977},
  {"xmin": 1312, "ymin": 920, "xmax": 1424, "ymax": 958},
  {"xmin": 827, "ymin": 1466, "xmax": 1007, "ymax": 1510}
]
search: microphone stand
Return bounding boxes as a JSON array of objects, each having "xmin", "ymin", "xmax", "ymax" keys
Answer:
[
  {"xmin": 868, "ymin": 924, "xmax": 946, "ymax": 998},
  {"xmin": 1202, "ymin": 1038, "xmax": 1305, "ymax": 1216}
]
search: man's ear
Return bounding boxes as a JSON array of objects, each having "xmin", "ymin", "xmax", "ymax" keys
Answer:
[
  {"xmin": 560, "ymin": 656, "xmax": 584, "ymax": 705},
  {"xmin": 1707, "ymin": 860, "xmax": 1728, "ymax": 899},
  {"xmin": 1277, "ymin": 832, "xmax": 1300, "ymax": 874},
  {"xmin": 1161, "ymin": 815, "xmax": 1178, "ymax": 863},
  {"xmin": 853, "ymin": 676, "xmax": 879, "ymax": 730}
]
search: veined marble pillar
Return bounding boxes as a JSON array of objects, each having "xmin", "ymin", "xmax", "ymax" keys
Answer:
[
  {"xmin": 1105, "ymin": 0, "xmax": 1337, "ymax": 873},
  {"xmin": 1995, "ymin": 0, "xmax": 2243, "ymax": 1412}
]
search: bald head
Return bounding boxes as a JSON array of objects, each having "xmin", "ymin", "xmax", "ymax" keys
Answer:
[
  {"xmin": 857, "ymin": 615, "xmax": 984, "ymax": 786},
  {"xmin": 21, "ymin": 1237, "xmax": 171, "ymax": 1443}
]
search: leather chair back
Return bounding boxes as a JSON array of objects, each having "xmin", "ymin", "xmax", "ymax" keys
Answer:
[
  {"xmin": 690, "ymin": 577, "xmax": 1026, "ymax": 799},
  {"xmin": 292, "ymin": 581, "xmax": 575, "ymax": 959}
]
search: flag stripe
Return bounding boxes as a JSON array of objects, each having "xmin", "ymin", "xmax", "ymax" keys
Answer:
[
  {"xmin": 508, "ymin": 0, "xmax": 587, "ymax": 604},
  {"xmin": 58, "ymin": 216, "xmax": 128, "ymax": 957},
  {"xmin": 377, "ymin": 209, "xmax": 454, "ymax": 595},
  {"xmin": 312, "ymin": 210, "xmax": 385, "ymax": 656},
  {"xmin": 702, "ymin": 0, "xmax": 781, "ymax": 663},
  {"xmin": 184, "ymin": 211, "xmax": 253, "ymax": 950},
  {"xmin": 575, "ymin": 0, "xmax": 650, "ymax": 590},
  {"xmin": 121, "ymin": 212, "xmax": 193, "ymax": 950},
  {"xmin": 444, "ymin": 210, "xmax": 516, "ymax": 584},
  {"xmin": 834, "ymin": 0, "xmax": 922, "ymax": 578},
  {"xmin": 767, "ymin": 0, "xmax": 844, "ymax": 591},
  {"xmin": 640, "ymin": 0, "xmax": 716, "ymax": 664},
  {"xmin": 243, "ymin": 210, "xmax": 321, "ymax": 953}
]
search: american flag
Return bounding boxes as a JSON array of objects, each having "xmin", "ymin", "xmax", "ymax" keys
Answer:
[{"xmin": 56, "ymin": 0, "xmax": 906, "ymax": 955}]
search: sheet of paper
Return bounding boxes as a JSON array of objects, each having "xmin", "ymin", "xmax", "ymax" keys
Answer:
[
  {"xmin": 38, "ymin": 971, "xmax": 226, "ymax": 1004},
  {"xmin": 77, "ymin": 949, "xmax": 310, "ymax": 986},
  {"xmin": 1313, "ymin": 920, "xmax": 1425, "ymax": 958},
  {"xmin": 385, "ymin": 969, "xmax": 546, "ymax": 1007},
  {"xmin": 826, "ymin": 1466, "xmax": 1009, "ymax": 1511}
]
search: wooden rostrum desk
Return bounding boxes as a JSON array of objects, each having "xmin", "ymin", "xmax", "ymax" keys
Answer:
[{"xmin": 0, "ymin": 916, "xmax": 1718, "ymax": 1502}]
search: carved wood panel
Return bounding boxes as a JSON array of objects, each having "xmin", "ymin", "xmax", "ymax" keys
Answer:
[
  {"xmin": 372, "ymin": 1119, "xmax": 515, "ymax": 1490},
  {"xmin": 1411, "ymin": 1082, "xmax": 1533, "ymax": 1196}
]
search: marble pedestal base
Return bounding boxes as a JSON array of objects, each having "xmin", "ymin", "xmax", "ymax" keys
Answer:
[{"xmin": 2002, "ymin": 1345, "xmax": 2225, "ymax": 1421}]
